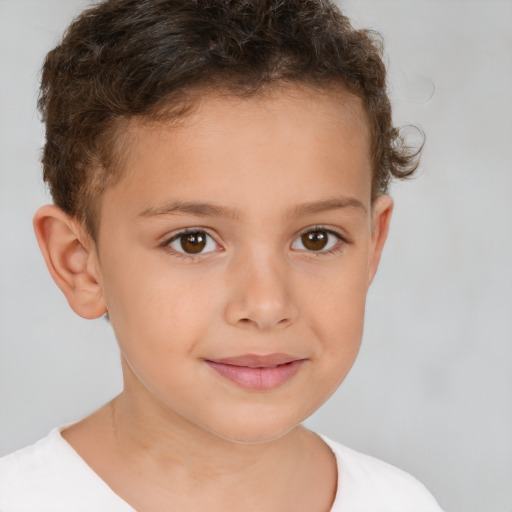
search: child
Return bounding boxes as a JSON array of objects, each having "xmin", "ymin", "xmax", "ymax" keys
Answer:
[{"xmin": 0, "ymin": 0, "xmax": 443, "ymax": 510}]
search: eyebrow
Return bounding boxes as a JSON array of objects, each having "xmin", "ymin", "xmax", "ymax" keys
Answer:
[{"xmin": 138, "ymin": 196, "xmax": 366, "ymax": 220}]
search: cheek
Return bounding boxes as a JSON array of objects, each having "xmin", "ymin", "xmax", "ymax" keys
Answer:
[
  {"xmin": 102, "ymin": 256, "xmax": 217, "ymax": 357},
  {"xmin": 307, "ymin": 255, "xmax": 369, "ymax": 357},
  {"xmin": 313, "ymin": 293, "xmax": 365, "ymax": 357}
]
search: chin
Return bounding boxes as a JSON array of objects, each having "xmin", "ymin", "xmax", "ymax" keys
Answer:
[{"xmin": 202, "ymin": 409, "xmax": 305, "ymax": 445}]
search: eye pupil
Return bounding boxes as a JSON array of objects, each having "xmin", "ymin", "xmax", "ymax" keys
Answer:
[
  {"xmin": 302, "ymin": 230, "xmax": 328, "ymax": 251},
  {"xmin": 181, "ymin": 232, "xmax": 207, "ymax": 254}
]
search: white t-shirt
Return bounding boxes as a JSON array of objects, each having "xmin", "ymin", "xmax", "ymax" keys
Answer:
[{"xmin": 0, "ymin": 426, "xmax": 443, "ymax": 512}]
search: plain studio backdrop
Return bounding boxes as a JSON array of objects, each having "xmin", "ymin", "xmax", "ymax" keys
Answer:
[{"xmin": 1, "ymin": 1, "xmax": 511, "ymax": 510}]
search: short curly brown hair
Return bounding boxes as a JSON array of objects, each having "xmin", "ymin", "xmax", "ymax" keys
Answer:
[{"xmin": 39, "ymin": 0, "xmax": 421, "ymax": 240}]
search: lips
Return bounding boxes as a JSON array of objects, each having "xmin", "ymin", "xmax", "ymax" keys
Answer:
[
  {"xmin": 205, "ymin": 353, "xmax": 306, "ymax": 391},
  {"xmin": 208, "ymin": 353, "xmax": 301, "ymax": 368}
]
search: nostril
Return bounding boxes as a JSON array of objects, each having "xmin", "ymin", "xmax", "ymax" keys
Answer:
[{"xmin": 237, "ymin": 318, "xmax": 255, "ymax": 328}]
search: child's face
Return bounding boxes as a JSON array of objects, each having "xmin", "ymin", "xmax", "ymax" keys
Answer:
[{"xmin": 92, "ymin": 85, "xmax": 391, "ymax": 443}]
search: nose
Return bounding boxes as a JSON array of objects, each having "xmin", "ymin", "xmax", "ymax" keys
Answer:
[{"xmin": 223, "ymin": 249, "xmax": 298, "ymax": 331}]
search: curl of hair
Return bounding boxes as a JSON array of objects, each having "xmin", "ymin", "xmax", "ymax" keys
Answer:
[{"xmin": 39, "ymin": 0, "xmax": 423, "ymax": 238}]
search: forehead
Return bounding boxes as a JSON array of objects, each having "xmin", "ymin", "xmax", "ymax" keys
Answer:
[{"xmin": 101, "ymin": 85, "xmax": 372, "ymax": 225}]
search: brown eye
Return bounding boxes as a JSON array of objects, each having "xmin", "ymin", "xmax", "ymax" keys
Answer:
[
  {"xmin": 301, "ymin": 230, "xmax": 328, "ymax": 251},
  {"xmin": 168, "ymin": 230, "xmax": 217, "ymax": 255},
  {"xmin": 291, "ymin": 228, "xmax": 342, "ymax": 253}
]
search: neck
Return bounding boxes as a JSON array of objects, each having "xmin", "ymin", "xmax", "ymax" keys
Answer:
[
  {"xmin": 110, "ymin": 388, "xmax": 309, "ymax": 483},
  {"xmin": 61, "ymin": 363, "xmax": 337, "ymax": 512}
]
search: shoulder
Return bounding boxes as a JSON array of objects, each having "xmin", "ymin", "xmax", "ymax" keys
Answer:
[
  {"xmin": 320, "ymin": 435, "xmax": 443, "ymax": 512},
  {"xmin": 0, "ymin": 429, "xmax": 62, "ymax": 498},
  {"xmin": 0, "ymin": 428, "xmax": 134, "ymax": 512}
]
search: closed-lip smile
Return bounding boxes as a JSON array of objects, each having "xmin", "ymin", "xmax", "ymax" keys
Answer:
[{"xmin": 205, "ymin": 353, "xmax": 307, "ymax": 391}]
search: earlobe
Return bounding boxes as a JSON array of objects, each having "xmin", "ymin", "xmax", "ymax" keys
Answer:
[
  {"xmin": 33, "ymin": 205, "xmax": 107, "ymax": 319},
  {"xmin": 367, "ymin": 195, "xmax": 393, "ymax": 286}
]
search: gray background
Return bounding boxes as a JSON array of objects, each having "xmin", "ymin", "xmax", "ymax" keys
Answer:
[{"xmin": 1, "ymin": 1, "xmax": 511, "ymax": 511}]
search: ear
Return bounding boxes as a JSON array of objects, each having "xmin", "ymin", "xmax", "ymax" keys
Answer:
[
  {"xmin": 33, "ymin": 205, "xmax": 107, "ymax": 319},
  {"xmin": 367, "ymin": 195, "xmax": 393, "ymax": 286}
]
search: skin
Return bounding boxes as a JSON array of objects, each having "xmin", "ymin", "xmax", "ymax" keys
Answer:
[{"xmin": 33, "ymin": 85, "xmax": 393, "ymax": 512}]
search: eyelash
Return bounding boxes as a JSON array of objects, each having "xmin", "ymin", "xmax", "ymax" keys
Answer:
[{"xmin": 161, "ymin": 225, "xmax": 349, "ymax": 261}]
